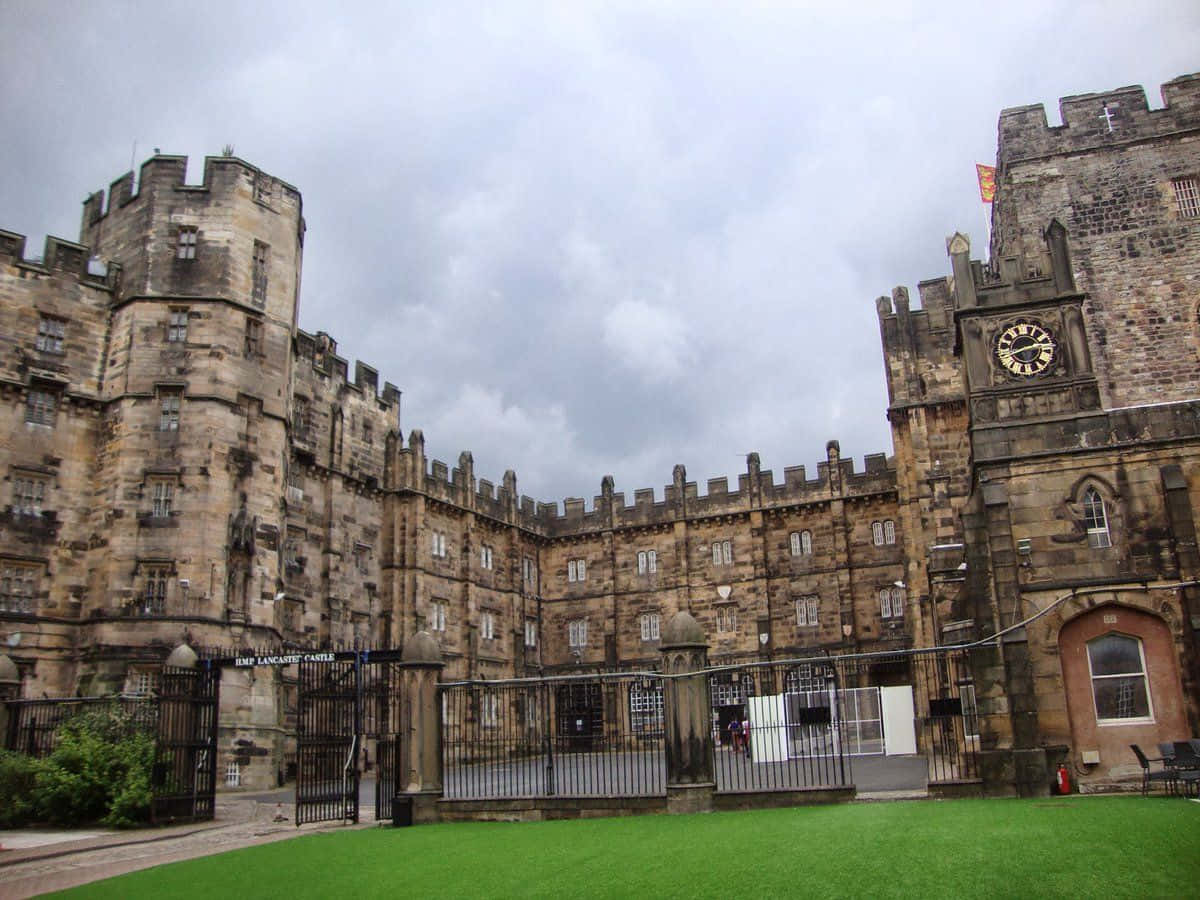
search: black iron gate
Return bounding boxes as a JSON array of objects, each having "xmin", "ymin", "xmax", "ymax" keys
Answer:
[
  {"xmin": 296, "ymin": 656, "xmax": 362, "ymax": 825},
  {"xmin": 151, "ymin": 665, "xmax": 220, "ymax": 823},
  {"xmin": 364, "ymin": 660, "xmax": 404, "ymax": 821}
]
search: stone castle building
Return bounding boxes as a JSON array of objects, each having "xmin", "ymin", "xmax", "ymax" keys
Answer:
[{"xmin": 2, "ymin": 73, "xmax": 1198, "ymax": 793}]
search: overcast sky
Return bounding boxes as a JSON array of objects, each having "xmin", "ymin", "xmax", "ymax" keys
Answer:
[{"xmin": 2, "ymin": 2, "xmax": 1197, "ymax": 507}]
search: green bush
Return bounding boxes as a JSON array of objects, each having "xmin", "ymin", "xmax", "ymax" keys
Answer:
[
  {"xmin": 0, "ymin": 749, "xmax": 41, "ymax": 827},
  {"xmin": 34, "ymin": 704, "xmax": 158, "ymax": 828}
]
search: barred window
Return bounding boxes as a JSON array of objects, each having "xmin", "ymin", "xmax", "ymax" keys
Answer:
[
  {"xmin": 1173, "ymin": 177, "xmax": 1200, "ymax": 219},
  {"xmin": 523, "ymin": 557, "xmax": 536, "ymax": 584},
  {"xmin": 637, "ymin": 549, "xmax": 657, "ymax": 574},
  {"xmin": 884, "ymin": 520, "xmax": 896, "ymax": 544},
  {"xmin": 716, "ymin": 606, "xmax": 737, "ymax": 633},
  {"xmin": 150, "ymin": 479, "xmax": 174, "ymax": 518},
  {"xmin": 140, "ymin": 565, "xmax": 170, "ymax": 615},
  {"xmin": 176, "ymin": 226, "xmax": 198, "ymax": 260},
  {"xmin": 244, "ymin": 317, "xmax": 262, "ymax": 356},
  {"xmin": 251, "ymin": 241, "xmax": 269, "ymax": 307},
  {"xmin": 0, "ymin": 563, "xmax": 38, "ymax": 613},
  {"xmin": 123, "ymin": 668, "xmax": 159, "ymax": 698},
  {"xmin": 293, "ymin": 396, "xmax": 310, "ymax": 433},
  {"xmin": 429, "ymin": 600, "xmax": 446, "ymax": 632},
  {"xmin": 712, "ymin": 540, "xmax": 732, "ymax": 565},
  {"xmin": 480, "ymin": 545, "xmax": 493, "ymax": 570},
  {"xmin": 795, "ymin": 594, "xmax": 819, "ymax": 627},
  {"xmin": 36, "ymin": 316, "xmax": 65, "ymax": 353},
  {"xmin": 785, "ymin": 664, "xmax": 828, "ymax": 694},
  {"xmin": 480, "ymin": 692, "xmax": 499, "ymax": 728},
  {"xmin": 640, "ymin": 612, "xmax": 660, "ymax": 641},
  {"xmin": 158, "ymin": 392, "xmax": 181, "ymax": 431},
  {"xmin": 480, "ymin": 611, "xmax": 495, "ymax": 640},
  {"xmin": 431, "ymin": 530, "xmax": 447, "ymax": 558},
  {"xmin": 568, "ymin": 558, "xmax": 586, "ymax": 582},
  {"xmin": 629, "ymin": 681, "xmax": 664, "ymax": 735},
  {"xmin": 1083, "ymin": 488, "xmax": 1112, "ymax": 549},
  {"xmin": 880, "ymin": 587, "xmax": 904, "ymax": 619},
  {"xmin": 568, "ymin": 618, "xmax": 587, "ymax": 648},
  {"xmin": 12, "ymin": 474, "xmax": 47, "ymax": 517},
  {"xmin": 790, "ymin": 530, "xmax": 812, "ymax": 556},
  {"xmin": 225, "ymin": 761, "xmax": 242, "ymax": 787},
  {"xmin": 167, "ymin": 308, "xmax": 189, "ymax": 342},
  {"xmin": 524, "ymin": 618, "xmax": 537, "ymax": 647},
  {"xmin": 25, "ymin": 388, "xmax": 57, "ymax": 426}
]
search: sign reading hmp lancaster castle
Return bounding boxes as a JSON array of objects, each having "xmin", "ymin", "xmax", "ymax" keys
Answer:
[{"xmin": 1, "ymin": 73, "xmax": 1198, "ymax": 795}]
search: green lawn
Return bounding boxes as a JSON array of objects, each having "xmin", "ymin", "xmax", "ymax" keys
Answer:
[{"xmin": 52, "ymin": 797, "xmax": 1200, "ymax": 899}]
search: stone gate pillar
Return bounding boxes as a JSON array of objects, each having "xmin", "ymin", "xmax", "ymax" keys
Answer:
[
  {"xmin": 659, "ymin": 610, "xmax": 714, "ymax": 814},
  {"xmin": 398, "ymin": 631, "xmax": 445, "ymax": 823}
]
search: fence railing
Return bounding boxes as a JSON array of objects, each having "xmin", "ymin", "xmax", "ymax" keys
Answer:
[
  {"xmin": 709, "ymin": 660, "xmax": 851, "ymax": 792},
  {"xmin": 4, "ymin": 696, "xmax": 158, "ymax": 758},
  {"xmin": 440, "ymin": 674, "xmax": 666, "ymax": 799},
  {"xmin": 911, "ymin": 649, "xmax": 980, "ymax": 783}
]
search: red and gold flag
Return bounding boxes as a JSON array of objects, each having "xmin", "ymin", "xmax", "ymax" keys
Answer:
[{"xmin": 976, "ymin": 164, "xmax": 996, "ymax": 203}]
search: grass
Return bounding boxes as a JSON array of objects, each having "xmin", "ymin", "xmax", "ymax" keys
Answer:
[{"xmin": 51, "ymin": 796, "xmax": 1200, "ymax": 899}]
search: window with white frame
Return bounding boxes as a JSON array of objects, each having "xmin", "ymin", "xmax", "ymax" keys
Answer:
[
  {"xmin": 712, "ymin": 540, "xmax": 732, "ymax": 565},
  {"xmin": 225, "ymin": 760, "xmax": 241, "ymax": 787},
  {"xmin": 1173, "ymin": 177, "xmax": 1200, "ymax": 219},
  {"xmin": 795, "ymin": 594, "xmax": 820, "ymax": 627},
  {"xmin": 785, "ymin": 664, "xmax": 827, "ymax": 694},
  {"xmin": 525, "ymin": 689, "xmax": 539, "ymax": 728},
  {"xmin": 1087, "ymin": 633, "xmax": 1152, "ymax": 723},
  {"xmin": 12, "ymin": 473, "xmax": 47, "ymax": 517},
  {"xmin": 123, "ymin": 668, "xmax": 159, "ymax": 698},
  {"xmin": 637, "ymin": 549, "xmax": 657, "ymax": 574},
  {"xmin": 158, "ymin": 391, "xmax": 181, "ymax": 431},
  {"xmin": 429, "ymin": 600, "xmax": 446, "ymax": 632},
  {"xmin": 629, "ymin": 681, "xmax": 664, "ymax": 735},
  {"xmin": 879, "ymin": 587, "xmax": 904, "ymax": 619},
  {"xmin": 0, "ymin": 563, "xmax": 38, "ymax": 613},
  {"xmin": 568, "ymin": 618, "xmax": 588, "ymax": 648},
  {"xmin": 480, "ymin": 692, "xmax": 499, "ymax": 728},
  {"xmin": 36, "ymin": 316, "xmax": 65, "ymax": 354},
  {"xmin": 431, "ymin": 530, "xmax": 447, "ymax": 558},
  {"xmin": 480, "ymin": 611, "xmax": 495, "ymax": 640},
  {"xmin": 567, "ymin": 558, "xmax": 586, "ymax": 583},
  {"xmin": 140, "ymin": 564, "xmax": 171, "ymax": 615},
  {"xmin": 1083, "ymin": 488, "xmax": 1112, "ymax": 549},
  {"xmin": 167, "ymin": 308, "xmax": 188, "ymax": 342},
  {"xmin": 523, "ymin": 556, "xmax": 536, "ymax": 585},
  {"xmin": 25, "ymin": 388, "xmax": 57, "ymax": 427},
  {"xmin": 790, "ymin": 530, "xmax": 813, "ymax": 556},
  {"xmin": 480, "ymin": 544, "xmax": 493, "ymax": 570},
  {"xmin": 176, "ymin": 226, "xmax": 198, "ymax": 259},
  {"xmin": 871, "ymin": 520, "xmax": 897, "ymax": 546},
  {"xmin": 150, "ymin": 479, "xmax": 174, "ymax": 518},
  {"xmin": 524, "ymin": 618, "xmax": 537, "ymax": 648},
  {"xmin": 716, "ymin": 606, "xmax": 737, "ymax": 633},
  {"xmin": 640, "ymin": 612, "xmax": 661, "ymax": 641}
]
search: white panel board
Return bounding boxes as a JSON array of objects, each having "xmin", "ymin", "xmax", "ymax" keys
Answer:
[
  {"xmin": 747, "ymin": 694, "xmax": 788, "ymax": 763},
  {"xmin": 880, "ymin": 685, "xmax": 917, "ymax": 756}
]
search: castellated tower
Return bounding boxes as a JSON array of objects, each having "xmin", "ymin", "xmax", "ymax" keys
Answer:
[{"xmin": 77, "ymin": 155, "xmax": 304, "ymax": 685}]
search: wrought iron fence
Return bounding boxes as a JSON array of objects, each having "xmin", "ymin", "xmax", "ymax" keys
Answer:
[
  {"xmin": 911, "ymin": 648, "xmax": 980, "ymax": 783},
  {"xmin": 441, "ymin": 674, "xmax": 666, "ymax": 799},
  {"xmin": 708, "ymin": 660, "xmax": 851, "ymax": 792},
  {"xmin": 4, "ymin": 696, "xmax": 157, "ymax": 758}
]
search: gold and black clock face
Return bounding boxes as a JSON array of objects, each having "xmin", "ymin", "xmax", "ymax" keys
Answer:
[{"xmin": 994, "ymin": 319, "xmax": 1056, "ymax": 377}]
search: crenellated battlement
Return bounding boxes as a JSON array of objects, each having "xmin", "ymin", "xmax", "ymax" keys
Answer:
[
  {"xmin": 997, "ymin": 73, "xmax": 1200, "ymax": 167},
  {"xmin": 393, "ymin": 433, "xmax": 895, "ymax": 537},
  {"xmin": 81, "ymin": 154, "xmax": 302, "ymax": 227},
  {"xmin": 0, "ymin": 228, "xmax": 121, "ymax": 291},
  {"xmin": 294, "ymin": 329, "xmax": 400, "ymax": 408}
]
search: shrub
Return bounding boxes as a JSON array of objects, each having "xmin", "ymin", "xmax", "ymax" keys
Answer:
[
  {"xmin": 34, "ymin": 703, "xmax": 158, "ymax": 828},
  {"xmin": 0, "ymin": 749, "xmax": 41, "ymax": 827}
]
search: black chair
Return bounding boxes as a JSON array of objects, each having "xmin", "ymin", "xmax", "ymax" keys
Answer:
[
  {"xmin": 1130, "ymin": 744, "xmax": 1174, "ymax": 796},
  {"xmin": 1170, "ymin": 741, "xmax": 1200, "ymax": 798}
]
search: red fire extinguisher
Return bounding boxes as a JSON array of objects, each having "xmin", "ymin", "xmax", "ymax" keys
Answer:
[{"xmin": 1055, "ymin": 764, "xmax": 1071, "ymax": 795}]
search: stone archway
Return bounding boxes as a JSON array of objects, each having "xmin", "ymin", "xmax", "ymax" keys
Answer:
[{"xmin": 1058, "ymin": 603, "xmax": 1188, "ymax": 784}]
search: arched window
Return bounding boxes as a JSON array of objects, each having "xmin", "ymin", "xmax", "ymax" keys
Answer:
[
  {"xmin": 871, "ymin": 521, "xmax": 884, "ymax": 545},
  {"xmin": 1083, "ymin": 488, "xmax": 1112, "ymax": 549},
  {"xmin": 1087, "ymin": 633, "xmax": 1151, "ymax": 723},
  {"xmin": 883, "ymin": 520, "xmax": 896, "ymax": 544},
  {"xmin": 789, "ymin": 530, "xmax": 813, "ymax": 556}
]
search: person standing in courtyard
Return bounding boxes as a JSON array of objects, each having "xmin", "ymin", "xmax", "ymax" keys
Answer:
[
  {"xmin": 727, "ymin": 715, "xmax": 742, "ymax": 751},
  {"xmin": 742, "ymin": 715, "xmax": 751, "ymax": 758}
]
